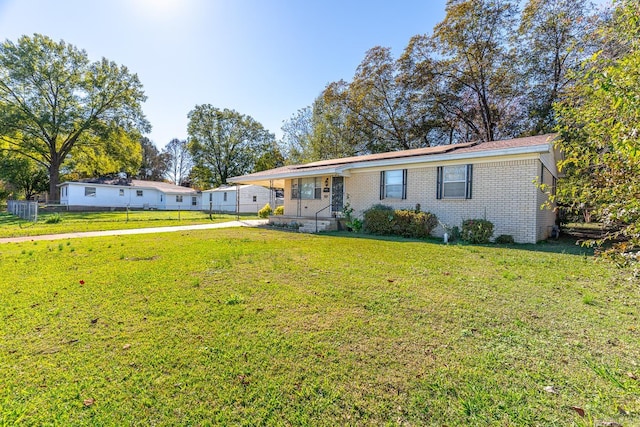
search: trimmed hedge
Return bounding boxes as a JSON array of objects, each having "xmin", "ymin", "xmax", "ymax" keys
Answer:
[{"xmin": 363, "ymin": 205, "xmax": 437, "ymax": 238}]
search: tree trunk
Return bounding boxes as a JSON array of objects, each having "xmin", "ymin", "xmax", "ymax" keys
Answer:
[{"xmin": 49, "ymin": 163, "xmax": 60, "ymax": 202}]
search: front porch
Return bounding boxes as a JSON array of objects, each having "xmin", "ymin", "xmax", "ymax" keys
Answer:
[{"xmin": 268, "ymin": 215, "xmax": 343, "ymax": 233}]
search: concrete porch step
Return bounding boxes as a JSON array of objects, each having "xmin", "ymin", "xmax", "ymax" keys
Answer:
[{"xmin": 268, "ymin": 216, "xmax": 340, "ymax": 233}]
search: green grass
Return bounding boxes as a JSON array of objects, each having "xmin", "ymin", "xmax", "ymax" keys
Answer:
[
  {"xmin": 1, "ymin": 229, "xmax": 638, "ymax": 425},
  {"xmin": 0, "ymin": 210, "xmax": 257, "ymax": 238}
]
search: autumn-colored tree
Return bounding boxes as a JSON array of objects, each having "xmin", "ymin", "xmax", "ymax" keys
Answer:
[{"xmin": 136, "ymin": 137, "xmax": 169, "ymax": 181}]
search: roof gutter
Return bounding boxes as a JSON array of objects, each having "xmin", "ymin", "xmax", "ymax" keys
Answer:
[
  {"xmin": 230, "ymin": 143, "xmax": 552, "ymax": 184},
  {"xmin": 335, "ymin": 143, "xmax": 552, "ymax": 174}
]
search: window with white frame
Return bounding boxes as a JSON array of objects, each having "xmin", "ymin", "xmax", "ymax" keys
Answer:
[
  {"xmin": 380, "ymin": 170, "xmax": 407, "ymax": 200},
  {"xmin": 192, "ymin": 197, "xmax": 197, "ymax": 206},
  {"xmin": 291, "ymin": 178, "xmax": 320, "ymax": 200},
  {"xmin": 176, "ymin": 195, "xmax": 183, "ymax": 203},
  {"xmin": 119, "ymin": 189, "xmax": 124, "ymax": 196},
  {"xmin": 85, "ymin": 187, "xmax": 96, "ymax": 197},
  {"xmin": 136, "ymin": 190, "xmax": 143, "ymax": 197},
  {"xmin": 223, "ymin": 192, "xmax": 227, "ymax": 202},
  {"xmin": 437, "ymin": 164, "xmax": 473, "ymax": 199},
  {"xmin": 300, "ymin": 177, "xmax": 321, "ymax": 199},
  {"xmin": 252, "ymin": 195, "xmax": 257, "ymax": 202}
]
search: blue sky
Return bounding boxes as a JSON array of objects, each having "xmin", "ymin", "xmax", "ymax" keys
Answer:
[{"xmin": 0, "ymin": 0, "xmax": 448, "ymax": 147}]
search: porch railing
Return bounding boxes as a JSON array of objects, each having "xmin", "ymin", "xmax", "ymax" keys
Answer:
[{"xmin": 315, "ymin": 204, "xmax": 333, "ymax": 233}]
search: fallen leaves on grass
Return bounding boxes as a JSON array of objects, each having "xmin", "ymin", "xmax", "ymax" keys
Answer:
[{"xmin": 570, "ymin": 406, "xmax": 585, "ymax": 417}]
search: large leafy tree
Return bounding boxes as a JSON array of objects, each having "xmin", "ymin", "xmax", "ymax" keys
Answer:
[
  {"xmin": 518, "ymin": 0, "xmax": 598, "ymax": 134},
  {"xmin": 281, "ymin": 106, "xmax": 314, "ymax": 163},
  {"xmin": 324, "ymin": 47, "xmax": 418, "ymax": 153},
  {"xmin": 399, "ymin": 0, "xmax": 523, "ymax": 144},
  {"xmin": 555, "ymin": 0, "xmax": 639, "ymax": 265},
  {"xmin": 0, "ymin": 34, "xmax": 149, "ymax": 200},
  {"xmin": 187, "ymin": 105, "xmax": 275, "ymax": 187},
  {"xmin": 432, "ymin": 0, "xmax": 523, "ymax": 142},
  {"xmin": 400, "ymin": 34, "xmax": 480, "ymax": 145},
  {"xmin": 281, "ymin": 92, "xmax": 364, "ymax": 164},
  {"xmin": 0, "ymin": 152, "xmax": 49, "ymax": 200},
  {"xmin": 61, "ymin": 128, "xmax": 142, "ymax": 180}
]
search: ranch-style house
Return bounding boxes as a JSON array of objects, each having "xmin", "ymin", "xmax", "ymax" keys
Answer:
[{"xmin": 229, "ymin": 133, "xmax": 561, "ymax": 243}]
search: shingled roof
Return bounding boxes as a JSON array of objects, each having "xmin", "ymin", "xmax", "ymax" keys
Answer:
[{"xmin": 230, "ymin": 134, "xmax": 558, "ymax": 187}]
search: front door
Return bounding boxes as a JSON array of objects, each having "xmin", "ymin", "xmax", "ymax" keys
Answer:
[{"xmin": 331, "ymin": 177, "xmax": 344, "ymax": 213}]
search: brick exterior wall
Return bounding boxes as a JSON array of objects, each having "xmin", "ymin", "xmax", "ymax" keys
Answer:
[
  {"xmin": 279, "ymin": 156, "xmax": 557, "ymax": 244},
  {"xmin": 343, "ymin": 157, "xmax": 556, "ymax": 244},
  {"xmin": 283, "ymin": 176, "xmax": 333, "ymax": 217}
]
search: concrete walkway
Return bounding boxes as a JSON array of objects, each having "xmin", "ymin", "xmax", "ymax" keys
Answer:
[{"xmin": 0, "ymin": 219, "xmax": 269, "ymax": 244}]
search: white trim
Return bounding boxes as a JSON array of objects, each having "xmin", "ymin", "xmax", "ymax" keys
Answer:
[
  {"xmin": 337, "ymin": 144, "xmax": 551, "ymax": 174},
  {"xmin": 230, "ymin": 144, "xmax": 552, "ymax": 183},
  {"xmin": 57, "ymin": 181, "xmax": 197, "ymax": 194}
]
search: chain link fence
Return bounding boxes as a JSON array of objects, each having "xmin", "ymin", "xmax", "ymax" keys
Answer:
[{"xmin": 7, "ymin": 200, "xmax": 38, "ymax": 222}]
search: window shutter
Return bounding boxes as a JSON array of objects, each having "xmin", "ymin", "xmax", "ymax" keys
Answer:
[
  {"xmin": 436, "ymin": 166, "xmax": 443, "ymax": 199},
  {"xmin": 380, "ymin": 171, "xmax": 385, "ymax": 200},
  {"xmin": 402, "ymin": 169, "xmax": 408, "ymax": 199},
  {"xmin": 465, "ymin": 164, "xmax": 473, "ymax": 199},
  {"xmin": 314, "ymin": 177, "xmax": 321, "ymax": 199}
]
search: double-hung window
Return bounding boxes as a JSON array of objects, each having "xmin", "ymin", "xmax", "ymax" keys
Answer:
[
  {"xmin": 380, "ymin": 169, "xmax": 407, "ymax": 200},
  {"xmin": 437, "ymin": 164, "xmax": 473, "ymax": 199},
  {"xmin": 136, "ymin": 190, "xmax": 143, "ymax": 197},
  {"xmin": 176, "ymin": 195, "xmax": 183, "ymax": 203},
  {"xmin": 291, "ymin": 178, "xmax": 321, "ymax": 200}
]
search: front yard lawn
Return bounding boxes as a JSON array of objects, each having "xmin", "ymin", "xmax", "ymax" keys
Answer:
[{"xmin": 0, "ymin": 228, "xmax": 638, "ymax": 425}]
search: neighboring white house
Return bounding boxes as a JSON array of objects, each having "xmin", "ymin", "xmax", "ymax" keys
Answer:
[
  {"xmin": 59, "ymin": 179, "xmax": 201, "ymax": 210},
  {"xmin": 229, "ymin": 134, "xmax": 562, "ymax": 243},
  {"xmin": 201, "ymin": 184, "xmax": 279, "ymax": 213}
]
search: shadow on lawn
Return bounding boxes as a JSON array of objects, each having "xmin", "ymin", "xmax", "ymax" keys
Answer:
[
  {"xmin": 317, "ymin": 229, "xmax": 595, "ymax": 257},
  {"xmin": 0, "ymin": 213, "xmax": 31, "ymax": 227}
]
